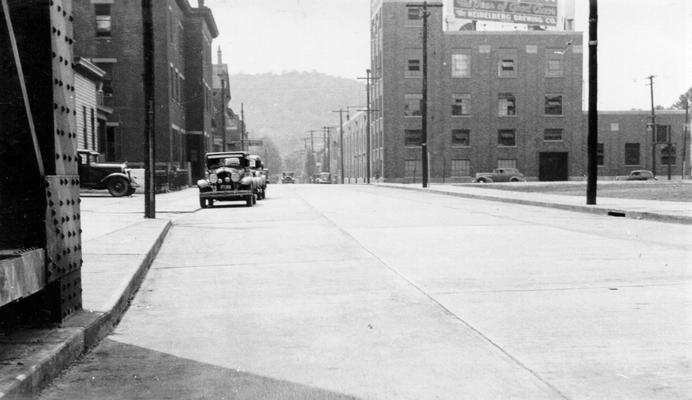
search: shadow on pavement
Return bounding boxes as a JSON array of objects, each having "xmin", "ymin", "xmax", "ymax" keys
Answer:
[{"xmin": 38, "ymin": 339, "xmax": 362, "ymax": 400}]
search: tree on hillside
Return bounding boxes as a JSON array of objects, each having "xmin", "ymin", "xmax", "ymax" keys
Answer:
[{"xmin": 672, "ymin": 87, "xmax": 691, "ymax": 110}]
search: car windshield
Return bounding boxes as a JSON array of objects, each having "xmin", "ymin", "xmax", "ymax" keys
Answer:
[{"xmin": 207, "ymin": 156, "xmax": 242, "ymax": 169}]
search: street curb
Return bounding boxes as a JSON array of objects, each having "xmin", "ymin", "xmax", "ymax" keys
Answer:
[
  {"xmin": 0, "ymin": 220, "xmax": 172, "ymax": 400},
  {"xmin": 380, "ymin": 184, "xmax": 692, "ymax": 225}
]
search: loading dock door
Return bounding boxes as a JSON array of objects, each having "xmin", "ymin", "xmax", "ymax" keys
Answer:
[{"xmin": 539, "ymin": 152, "xmax": 568, "ymax": 181}]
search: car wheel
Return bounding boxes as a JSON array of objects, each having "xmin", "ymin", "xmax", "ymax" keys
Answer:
[
  {"xmin": 252, "ymin": 194, "xmax": 257, "ymax": 205},
  {"xmin": 208, "ymin": 199, "xmax": 214, "ymax": 207},
  {"xmin": 126, "ymin": 186, "xmax": 136, "ymax": 196},
  {"xmin": 509, "ymin": 177, "xmax": 520, "ymax": 182},
  {"xmin": 107, "ymin": 177, "xmax": 130, "ymax": 197},
  {"xmin": 246, "ymin": 195, "xmax": 253, "ymax": 207},
  {"xmin": 199, "ymin": 197, "xmax": 207, "ymax": 208}
]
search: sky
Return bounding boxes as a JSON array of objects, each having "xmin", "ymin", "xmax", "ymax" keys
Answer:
[{"xmin": 204, "ymin": 0, "xmax": 692, "ymax": 111}]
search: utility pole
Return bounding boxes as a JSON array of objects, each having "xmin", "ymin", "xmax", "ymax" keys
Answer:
[
  {"xmin": 407, "ymin": 1, "xmax": 442, "ymax": 188},
  {"xmin": 647, "ymin": 75, "xmax": 657, "ymax": 176},
  {"xmin": 219, "ymin": 77, "xmax": 226, "ymax": 151},
  {"xmin": 240, "ymin": 103, "xmax": 246, "ymax": 151},
  {"xmin": 333, "ymin": 109, "xmax": 346, "ymax": 184},
  {"xmin": 683, "ymin": 99, "xmax": 689, "ymax": 179},
  {"xmin": 142, "ymin": 0, "xmax": 156, "ymax": 218},
  {"xmin": 322, "ymin": 126, "xmax": 334, "ymax": 173},
  {"xmin": 586, "ymin": 0, "xmax": 597, "ymax": 205}
]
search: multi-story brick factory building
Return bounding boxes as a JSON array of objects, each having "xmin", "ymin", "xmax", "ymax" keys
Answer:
[
  {"xmin": 365, "ymin": 0, "xmax": 584, "ymax": 182},
  {"xmin": 72, "ymin": 0, "xmax": 217, "ymax": 180}
]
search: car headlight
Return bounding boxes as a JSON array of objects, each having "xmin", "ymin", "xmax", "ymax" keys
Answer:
[
  {"xmin": 210, "ymin": 174, "xmax": 218, "ymax": 183},
  {"xmin": 231, "ymin": 172, "xmax": 240, "ymax": 182}
]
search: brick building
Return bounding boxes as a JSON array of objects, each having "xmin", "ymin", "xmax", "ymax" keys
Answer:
[
  {"xmin": 595, "ymin": 111, "xmax": 688, "ymax": 179},
  {"xmin": 72, "ymin": 0, "xmax": 217, "ymax": 178},
  {"xmin": 367, "ymin": 0, "xmax": 583, "ymax": 183}
]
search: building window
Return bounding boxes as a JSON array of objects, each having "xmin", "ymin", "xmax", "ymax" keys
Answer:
[
  {"xmin": 405, "ymin": 159, "xmax": 422, "ymax": 177},
  {"xmin": 451, "ymin": 53, "xmax": 470, "ymax": 78},
  {"xmin": 404, "ymin": 94, "xmax": 422, "ymax": 116},
  {"xmin": 597, "ymin": 143, "xmax": 604, "ymax": 166},
  {"xmin": 451, "ymin": 159, "xmax": 470, "ymax": 177},
  {"xmin": 97, "ymin": 63, "xmax": 114, "ymax": 97},
  {"xmin": 82, "ymin": 106, "xmax": 87, "ymax": 148},
  {"xmin": 545, "ymin": 50, "xmax": 564, "ymax": 77},
  {"xmin": 95, "ymin": 4, "xmax": 112, "ymax": 37},
  {"xmin": 544, "ymin": 128, "xmax": 563, "ymax": 141},
  {"xmin": 625, "ymin": 143, "xmax": 640, "ymax": 165},
  {"xmin": 661, "ymin": 144, "xmax": 676, "ymax": 165},
  {"xmin": 498, "ymin": 159, "xmax": 517, "ymax": 169},
  {"xmin": 498, "ymin": 58, "xmax": 516, "ymax": 77},
  {"xmin": 545, "ymin": 95, "xmax": 563, "ymax": 115},
  {"xmin": 405, "ymin": 129, "xmax": 422, "ymax": 146},
  {"xmin": 498, "ymin": 129, "xmax": 516, "ymax": 146},
  {"xmin": 610, "ymin": 123, "xmax": 619, "ymax": 132},
  {"xmin": 451, "ymin": 129, "xmax": 470, "ymax": 146},
  {"xmin": 90, "ymin": 108, "xmax": 96, "ymax": 150},
  {"xmin": 498, "ymin": 93, "xmax": 516, "ymax": 116},
  {"xmin": 406, "ymin": 59, "xmax": 421, "ymax": 77},
  {"xmin": 452, "ymin": 93, "xmax": 470, "ymax": 116},
  {"xmin": 407, "ymin": 7, "xmax": 421, "ymax": 20},
  {"xmin": 655, "ymin": 124, "xmax": 671, "ymax": 143}
]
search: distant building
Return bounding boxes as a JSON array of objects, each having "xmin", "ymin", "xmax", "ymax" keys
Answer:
[
  {"xmin": 595, "ymin": 111, "xmax": 688, "ymax": 178},
  {"xmin": 73, "ymin": 58, "xmax": 110, "ymax": 153},
  {"xmin": 342, "ymin": 111, "xmax": 369, "ymax": 183},
  {"xmin": 72, "ymin": 0, "xmax": 218, "ymax": 175},
  {"xmin": 212, "ymin": 47, "xmax": 231, "ymax": 152},
  {"xmin": 367, "ymin": 0, "xmax": 583, "ymax": 182}
]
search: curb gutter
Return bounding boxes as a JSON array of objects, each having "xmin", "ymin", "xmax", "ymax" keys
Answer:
[{"xmin": 382, "ymin": 184, "xmax": 692, "ymax": 225}]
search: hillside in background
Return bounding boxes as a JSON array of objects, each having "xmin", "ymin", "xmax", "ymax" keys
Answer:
[{"xmin": 227, "ymin": 71, "xmax": 366, "ymax": 162}]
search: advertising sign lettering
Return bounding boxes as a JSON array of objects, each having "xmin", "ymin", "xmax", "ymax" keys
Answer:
[{"xmin": 454, "ymin": 0, "xmax": 558, "ymax": 26}]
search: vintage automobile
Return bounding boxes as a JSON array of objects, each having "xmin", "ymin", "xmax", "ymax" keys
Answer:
[
  {"xmin": 77, "ymin": 149, "xmax": 138, "ymax": 197},
  {"xmin": 473, "ymin": 168, "xmax": 526, "ymax": 183},
  {"xmin": 247, "ymin": 154, "xmax": 268, "ymax": 200},
  {"xmin": 615, "ymin": 170, "xmax": 657, "ymax": 181},
  {"xmin": 315, "ymin": 172, "xmax": 332, "ymax": 184},
  {"xmin": 197, "ymin": 152, "xmax": 261, "ymax": 208},
  {"xmin": 281, "ymin": 172, "xmax": 296, "ymax": 184}
]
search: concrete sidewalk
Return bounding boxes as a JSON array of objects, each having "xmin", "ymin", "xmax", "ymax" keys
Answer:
[
  {"xmin": 0, "ymin": 189, "xmax": 199, "ymax": 399},
  {"xmin": 379, "ymin": 182, "xmax": 692, "ymax": 224}
]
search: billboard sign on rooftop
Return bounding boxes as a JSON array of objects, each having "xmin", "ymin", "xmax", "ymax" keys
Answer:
[{"xmin": 454, "ymin": 0, "xmax": 558, "ymax": 26}]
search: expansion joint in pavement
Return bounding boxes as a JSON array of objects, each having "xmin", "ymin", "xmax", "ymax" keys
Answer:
[{"xmin": 294, "ymin": 191, "xmax": 571, "ymax": 400}]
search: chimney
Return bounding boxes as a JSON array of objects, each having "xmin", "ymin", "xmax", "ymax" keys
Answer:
[
  {"xmin": 198, "ymin": 0, "xmax": 205, "ymax": 7},
  {"xmin": 217, "ymin": 46, "xmax": 222, "ymax": 65}
]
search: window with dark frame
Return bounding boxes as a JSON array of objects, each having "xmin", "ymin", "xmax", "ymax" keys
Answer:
[
  {"xmin": 451, "ymin": 129, "xmax": 470, "ymax": 146},
  {"xmin": 624, "ymin": 143, "xmax": 640, "ymax": 165},
  {"xmin": 498, "ymin": 93, "xmax": 516, "ymax": 116},
  {"xmin": 597, "ymin": 143, "xmax": 604, "ymax": 166},
  {"xmin": 407, "ymin": 7, "xmax": 421, "ymax": 20},
  {"xmin": 661, "ymin": 144, "xmax": 677, "ymax": 165},
  {"xmin": 544, "ymin": 128, "xmax": 563, "ymax": 141},
  {"xmin": 82, "ymin": 106, "xmax": 87, "ymax": 147},
  {"xmin": 407, "ymin": 59, "xmax": 421, "ymax": 75},
  {"xmin": 90, "ymin": 108, "xmax": 96, "ymax": 150},
  {"xmin": 545, "ymin": 95, "xmax": 563, "ymax": 115},
  {"xmin": 404, "ymin": 94, "xmax": 422, "ymax": 116},
  {"xmin": 95, "ymin": 4, "xmax": 112, "ymax": 37},
  {"xmin": 404, "ymin": 129, "xmax": 422, "ymax": 146},
  {"xmin": 498, "ymin": 58, "xmax": 516, "ymax": 76},
  {"xmin": 452, "ymin": 94, "xmax": 470, "ymax": 116},
  {"xmin": 497, "ymin": 129, "xmax": 516, "ymax": 146}
]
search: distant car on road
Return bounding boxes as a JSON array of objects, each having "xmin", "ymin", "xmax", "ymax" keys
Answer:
[
  {"xmin": 473, "ymin": 168, "xmax": 526, "ymax": 183},
  {"xmin": 315, "ymin": 172, "xmax": 332, "ymax": 184},
  {"xmin": 77, "ymin": 149, "xmax": 138, "ymax": 197},
  {"xmin": 615, "ymin": 170, "xmax": 657, "ymax": 181},
  {"xmin": 281, "ymin": 172, "xmax": 296, "ymax": 184},
  {"xmin": 197, "ymin": 151, "xmax": 260, "ymax": 208}
]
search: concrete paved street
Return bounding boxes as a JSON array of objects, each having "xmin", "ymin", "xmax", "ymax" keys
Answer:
[{"xmin": 39, "ymin": 185, "xmax": 691, "ymax": 399}]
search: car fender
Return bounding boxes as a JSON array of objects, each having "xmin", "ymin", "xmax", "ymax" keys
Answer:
[
  {"xmin": 197, "ymin": 179, "xmax": 210, "ymax": 189},
  {"xmin": 100, "ymin": 172, "xmax": 132, "ymax": 186}
]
